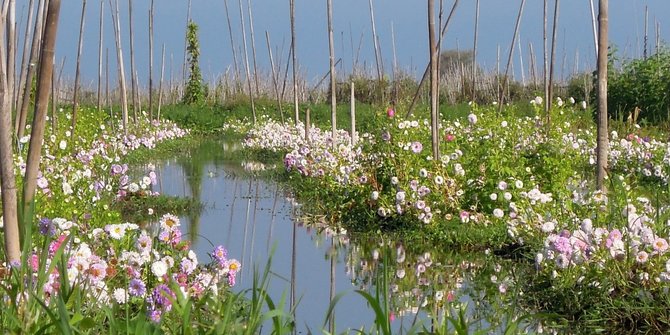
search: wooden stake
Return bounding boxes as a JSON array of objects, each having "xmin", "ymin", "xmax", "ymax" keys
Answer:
[
  {"xmin": 238, "ymin": 0, "xmax": 256, "ymax": 123},
  {"xmin": 71, "ymin": 0, "xmax": 87, "ymax": 135},
  {"xmin": 97, "ymin": 0, "xmax": 104, "ymax": 111},
  {"xmin": 265, "ymin": 31, "xmax": 284, "ymax": 123},
  {"xmin": 498, "ymin": 0, "xmax": 525, "ymax": 111},
  {"xmin": 158, "ymin": 44, "xmax": 165, "ymax": 121},
  {"xmin": 327, "ymin": 0, "xmax": 337, "ymax": 149},
  {"xmin": 149, "ymin": 0, "xmax": 154, "ymax": 118},
  {"xmin": 110, "ymin": 0, "xmax": 129, "ymax": 133}
]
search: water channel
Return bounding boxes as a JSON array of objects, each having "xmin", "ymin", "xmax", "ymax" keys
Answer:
[{"xmin": 147, "ymin": 138, "xmax": 536, "ymax": 334}]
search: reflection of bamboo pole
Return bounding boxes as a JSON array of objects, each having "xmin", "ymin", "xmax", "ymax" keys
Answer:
[
  {"xmin": 368, "ymin": 0, "xmax": 381, "ymax": 82},
  {"xmin": 472, "ymin": 0, "xmax": 480, "ymax": 101},
  {"xmin": 241, "ymin": 179, "xmax": 252, "ymax": 281},
  {"xmin": 328, "ymin": 238, "xmax": 336, "ymax": 334},
  {"xmin": 128, "ymin": 0, "xmax": 138, "ymax": 122},
  {"xmin": 16, "ymin": 0, "xmax": 36, "ymax": 114},
  {"xmin": 267, "ymin": 183, "xmax": 279, "ymax": 252},
  {"xmin": 290, "ymin": 201, "xmax": 297, "ymax": 334},
  {"xmin": 226, "ymin": 177, "xmax": 239, "ymax": 248}
]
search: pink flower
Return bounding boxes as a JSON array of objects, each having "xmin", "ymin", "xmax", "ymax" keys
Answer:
[{"xmin": 387, "ymin": 107, "xmax": 395, "ymax": 118}]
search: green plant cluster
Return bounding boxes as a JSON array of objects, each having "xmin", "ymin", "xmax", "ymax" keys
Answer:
[
  {"xmin": 183, "ymin": 21, "xmax": 205, "ymax": 105},
  {"xmin": 601, "ymin": 49, "xmax": 670, "ymax": 123}
]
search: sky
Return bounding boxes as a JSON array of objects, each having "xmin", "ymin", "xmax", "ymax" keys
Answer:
[{"xmin": 42, "ymin": 0, "xmax": 670, "ymax": 87}]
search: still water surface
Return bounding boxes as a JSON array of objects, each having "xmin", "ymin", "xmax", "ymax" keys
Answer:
[{"xmin": 149, "ymin": 139, "xmax": 530, "ymax": 333}]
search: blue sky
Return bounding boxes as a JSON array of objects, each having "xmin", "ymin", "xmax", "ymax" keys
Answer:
[{"xmin": 50, "ymin": 0, "xmax": 669, "ymax": 86}]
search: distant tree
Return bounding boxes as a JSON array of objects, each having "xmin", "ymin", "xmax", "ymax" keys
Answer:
[
  {"xmin": 439, "ymin": 49, "xmax": 474, "ymax": 75},
  {"xmin": 183, "ymin": 21, "xmax": 204, "ymax": 105}
]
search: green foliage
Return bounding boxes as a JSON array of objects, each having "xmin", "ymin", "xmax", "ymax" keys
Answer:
[
  {"xmin": 183, "ymin": 21, "xmax": 205, "ymax": 105},
  {"xmin": 606, "ymin": 49, "xmax": 670, "ymax": 123}
]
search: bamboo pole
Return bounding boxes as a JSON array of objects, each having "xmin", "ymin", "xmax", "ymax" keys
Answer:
[
  {"xmin": 148, "ymin": 0, "xmax": 154, "ymax": 118},
  {"xmin": 97, "ymin": 0, "xmax": 104, "ymax": 111},
  {"xmin": 223, "ymin": 0, "xmax": 241, "ymax": 90},
  {"xmin": 265, "ymin": 31, "xmax": 284, "ymax": 123},
  {"xmin": 71, "ymin": 0, "xmax": 87, "ymax": 135},
  {"xmin": 157, "ymin": 44, "xmax": 165, "ymax": 121},
  {"xmin": 406, "ymin": 0, "xmax": 459, "ymax": 117},
  {"xmin": 110, "ymin": 0, "xmax": 128, "ymax": 133},
  {"xmin": 548, "ymin": 0, "xmax": 560, "ymax": 123},
  {"xmin": 498, "ymin": 0, "xmax": 525, "ymax": 111},
  {"xmin": 543, "ymin": 0, "xmax": 549, "ymax": 117},
  {"xmin": 15, "ymin": 0, "xmax": 35, "ymax": 114},
  {"xmin": 472, "ymin": 0, "xmax": 480, "ymax": 101},
  {"xmin": 247, "ymin": 0, "xmax": 260, "ymax": 96},
  {"xmin": 428, "ymin": 0, "xmax": 439, "ymax": 160},
  {"xmin": 368, "ymin": 0, "xmax": 382, "ymax": 82},
  {"xmin": 589, "ymin": 0, "xmax": 598, "ymax": 58},
  {"xmin": 7, "ymin": 0, "xmax": 15, "ymax": 112},
  {"xmin": 596, "ymin": 0, "xmax": 608, "ymax": 191},
  {"xmin": 238, "ymin": 0, "xmax": 256, "ymax": 123},
  {"xmin": 643, "ymin": 6, "xmax": 648, "ymax": 59},
  {"xmin": 15, "ymin": 0, "xmax": 45, "ymax": 139},
  {"xmin": 290, "ymin": 0, "xmax": 299, "ymax": 124},
  {"xmin": 327, "ymin": 0, "xmax": 336, "ymax": 148},
  {"xmin": 23, "ymin": 0, "xmax": 62, "ymax": 232},
  {"xmin": 128, "ymin": 0, "xmax": 138, "ymax": 122},
  {"xmin": 0, "ymin": 0, "xmax": 21, "ymax": 264},
  {"xmin": 350, "ymin": 82, "xmax": 356, "ymax": 145}
]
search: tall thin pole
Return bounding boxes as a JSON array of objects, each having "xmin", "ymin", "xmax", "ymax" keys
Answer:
[
  {"xmin": 428, "ymin": 0, "xmax": 439, "ymax": 159},
  {"xmin": 589, "ymin": 0, "xmax": 598, "ymax": 58},
  {"xmin": 97, "ymin": 0, "xmax": 104, "ymax": 111},
  {"xmin": 247, "ymin": 0, "xmax": 260, "ymax": 96},
  {"xmin": 128, "ymin": 0, "xmax": 138, "ymax": 122},
  {"xmin": 71, "ymin": 0, "xmax": 87, "ymax": 135},
  {"xmin": 543, "ymin": 0, "xmax": 549, "ymax": 117},
  {"xmin": 266, "ymin": 31, "xmax": 284, "ymax": 123},
  {"xmin": 290, "ymin": 0, "xmax": 299, "ymax": 124},
  {"xmin": 595, "ymin": 0, "xmax": 608, "ymax": 191},
  {"xmin": 498, "ymin": 0, "xmax": 526, "ymax": 111},
  {"xmin": 223, "ymin": 0, "xmax": 241, "ymax": 90},
  {"xmin": 238, "ymin": 0, "xmax": 256, "ymax": 123},
  {"xmin": 548, "ymin": 0, "xmax": 560, "ymax": 123},
  {"xmin": 368, "ymin": 0, "xmax": 382, "ymax": 82},
  {"xmin": 327, "ymin": 0, "xmax": 337, "ymax": 148},
  {"xmin": 472, "ymin": 0, "xmax": 480, "ymax": 101},
  {"xmin": 15, "ymin": 0, "xmax": 35, "ymax": 113},
  {"xmin": 110, "ymin": 0, "xmax": 128, "ymax": 133},
  {"xmin": 148, "ymin": 0, "xmax": 155, "ymax": 118},
  {"xmin": 157, "ymin": 44, "xmax": 165, "ymax": 121}
]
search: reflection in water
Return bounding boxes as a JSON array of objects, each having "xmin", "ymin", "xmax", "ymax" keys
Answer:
[{"xmin": 152, "ymin": 138, "xmax": 540, "ymax": 333}]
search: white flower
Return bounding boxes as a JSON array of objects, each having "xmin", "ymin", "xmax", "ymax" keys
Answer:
[
  {"xmin": 62, "ymin": 182, "xmax": 73, "ymax": 195},
  {"xmin": 581, "ymin": 101, "xmax": 587, "ymax": 109},
  {"xmin": 467, "ymin": 113, "xmax": 478, "ymax": 125},
  {"xmin": 541, "ymin": 221, "xmax": 555, "ymax": 233},
  {"xmin": 151, "ymin": 260, "xmax": 168, "ymax": 278},
  {"xmin": 498, "ymin": 181, "xmax": 508, "ymax": 190},
  {"xmin": 503, "ymin": 192, "xmax": 512, "ymax": 201},
  {"xmin": 490, "ymin": 193, "xmax": 498, "ymax": 201},
  {"xmin": 59, "ymin": 140, "xmax": 67, "ymax": 150},
  {"xmin": 370, "ymin": 191, "xmax": 379, "ymax": 200},
  {"xmin": 534, "ymin": 96, "xmax": 543, "ymax": 105},
  {"xmin": 128, "ymin": 183, "xmax": 140, "ymax": 193},
  {"xmin": 434, "ymin": 175, "xmax": 444, "ymax": 185},
  {"xmin": 493, "ymin": 208, "xmax": 504, "ymax": 218},
  {"xmin": 514, "ymin": 180, "xmax": 523, "ymax": 189},
  {"xmin": 501, "ymin": 120, "xmax": 508, "ymax": 128},
  {"xmin": 113, "ymin": 288, "xmax": 128, "ymax": 304}
]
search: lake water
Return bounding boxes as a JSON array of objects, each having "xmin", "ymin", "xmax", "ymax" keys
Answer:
[{"xmin": 149, "ymin": 138, "xmax": 538, "ymax": 334}]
